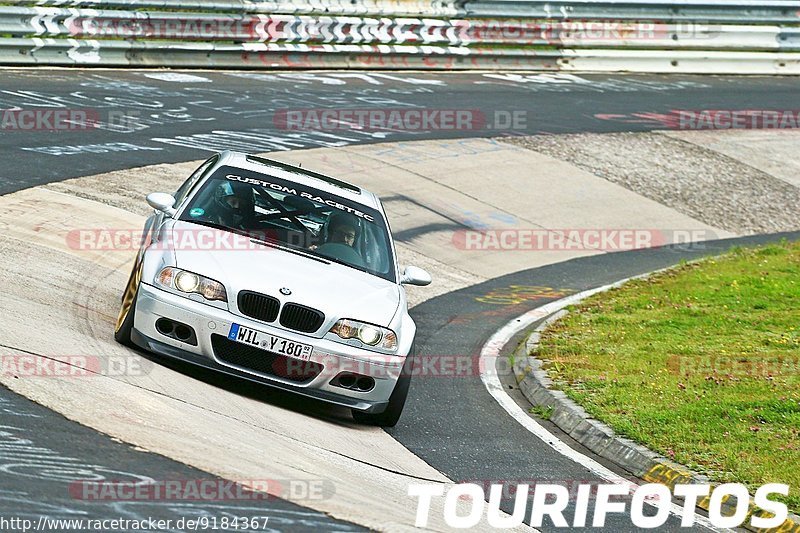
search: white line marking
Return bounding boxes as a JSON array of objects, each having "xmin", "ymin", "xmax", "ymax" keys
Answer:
[
  {"xmin": 479, "ymin": 278, "xmax": 727, "ymax": 532},
  {"xmin": 142, "ymin": 73, "xmax": 211, "ymax": 83}
]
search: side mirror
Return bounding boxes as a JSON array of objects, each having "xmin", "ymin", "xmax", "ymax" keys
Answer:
[
  {"xmin": 146, "ymin": 192, "xmax": 177, "ymax": 217},
  {"xmin": 400, "ymin": 265, "xmax": 432, "ymax": 286}
]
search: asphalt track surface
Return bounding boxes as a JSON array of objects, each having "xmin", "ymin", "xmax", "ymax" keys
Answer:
[
  {"xmin": 1, "ymin": 69, "xmax": 800, "ymax": 193},
  {"xmin": 1, "ymin": 69, "xmax": 799, "ymax": 530},
  {"xmin": 0, "ymin": 383, "xmax": 366, "ymax": 532}
]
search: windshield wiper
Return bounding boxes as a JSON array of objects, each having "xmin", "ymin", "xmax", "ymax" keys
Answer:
[
  {"xmin": 182, "ymin": 219, "xmax": 230, "ymax": 233},
  {"xmin": 184, "ymin": 219, "xmax": 371, "ymax": 275},
  {"xmin": 249, "ymin": 237, "xmax": 330, "ymax": 264},
  {"xmin": 253, "ymin": 238, "xmax": 372, "ymax": 275},
  {"xmin": 313, "ymin": 251, "xmax": 371, "ymax": 275},
  {"xmin": 181, "ymin": 219, "xmax": 269, "ymax": 243}
]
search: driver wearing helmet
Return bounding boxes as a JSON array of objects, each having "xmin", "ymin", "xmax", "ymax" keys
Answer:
[{"xmin": 209, "ymin": 181, "xmax": 253, "ymax": 229}]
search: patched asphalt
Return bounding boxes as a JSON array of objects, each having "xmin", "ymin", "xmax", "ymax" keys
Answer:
[{"xmin": 2, "ymin": 70, "xmax": 800, "ymax": 194}]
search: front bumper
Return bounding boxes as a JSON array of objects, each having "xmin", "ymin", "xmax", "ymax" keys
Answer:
[{"xmin": 132, "ymin": 283, "xmax": 406, "ymax": 413}]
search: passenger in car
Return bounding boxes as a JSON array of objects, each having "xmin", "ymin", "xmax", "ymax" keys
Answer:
[
  {"xmin": 327, "ymin": 213, "xmax": 358, "ymax": 248},
  {"xmin": 310, "ymin": 212, "xmax": 359, "ymax": 251}
]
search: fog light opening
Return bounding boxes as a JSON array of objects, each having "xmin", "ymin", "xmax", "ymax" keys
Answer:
[
  {"xmin": 156, "ymin": 318, "xmax": 174, "ymax": 336},
  {"xmin": 356, "ymin": 377, "xmax": 375, "ymax": 392},
  {"xmin": 339, "ymin": 373, "xmax": 356, "ymax": 389},
  {"xmin": 174, "ymin": 324, "xmax": 192, "ymax": 341}
]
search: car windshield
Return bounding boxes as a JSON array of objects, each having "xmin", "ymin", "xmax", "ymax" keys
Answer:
[{"xmin": 178, "ymin": 166, "xmax": 396, "ymax": 282}]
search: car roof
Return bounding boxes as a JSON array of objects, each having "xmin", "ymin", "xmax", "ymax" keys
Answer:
[{"xmin": 216, "ymin": 150, "xmax": 382, "ymax": 211}]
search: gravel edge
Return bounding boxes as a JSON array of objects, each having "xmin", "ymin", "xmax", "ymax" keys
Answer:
[{"xmin": 499, "ymin": 132, "xmax": 800, "ymax": 236}]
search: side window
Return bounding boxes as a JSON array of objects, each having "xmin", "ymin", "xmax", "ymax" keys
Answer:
[{"xmin": 173, "ymin": 155, "xmax": 218, "ymax": 207}]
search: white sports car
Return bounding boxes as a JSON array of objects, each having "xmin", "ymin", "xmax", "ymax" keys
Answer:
[{"xmin": 115, "ymin": 151, "xmax": 431, "ymax": 426}]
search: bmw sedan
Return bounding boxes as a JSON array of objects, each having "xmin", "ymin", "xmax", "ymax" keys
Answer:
[{"xmin": 114, "ymin": 150, "xmax": 431, "ymax": 427}]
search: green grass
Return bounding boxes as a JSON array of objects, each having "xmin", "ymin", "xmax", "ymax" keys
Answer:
[
  {"xmin": 537, "ymin": 240, "xmax": 800, "ymax": 512},
  {"xmin": 529, "ymin": 405, "xmax": 554, "ymax": 420}
]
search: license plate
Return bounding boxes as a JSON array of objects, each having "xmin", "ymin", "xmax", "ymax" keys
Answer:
[{"xmin": 228, "ymin": 323, "xmax": 313, "ymax": 361}]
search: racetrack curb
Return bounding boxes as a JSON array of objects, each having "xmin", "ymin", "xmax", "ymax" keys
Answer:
[{"xmin": 511, "ymin": 273, "xmax": 800, "ymax": 533}]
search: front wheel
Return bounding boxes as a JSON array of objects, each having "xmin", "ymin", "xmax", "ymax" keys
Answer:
[
  {"xmin": 352, "ymin": 354, "xmax": 413, "ymax": 427},
  {"xmin": 114, "ymin": 261, "xmax": 141, "ymax": 347}
]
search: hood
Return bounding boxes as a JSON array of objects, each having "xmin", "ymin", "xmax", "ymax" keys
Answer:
[{"xmin": 169, "ymin": 221, "xmax": 400, "ymax": 331}]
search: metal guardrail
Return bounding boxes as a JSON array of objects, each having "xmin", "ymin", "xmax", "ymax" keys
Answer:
[
  {"xmin": 1, "ymin": 1, "xmax": 800, "ymax": 72},
  {"xmin": 9, "ymin": 0, "xmax": 800, "ymax": 22},
  {"xmin": 4, "ymin": 0, "xmax": 459, "ymax": 16},
  {"xmin": 3, "ymin": 7, "xmax": 800, "ymax": 50},
  {"xmin": 5, "ymin": 37, "xmax": 799, "ymax": 74},
  {"xmin": 462, "ymin": 1, "xmax": 800, "ymax": 24},
  {"xmin": 2, "ymin": 37, "xmax": 568, "ymax": 68}
]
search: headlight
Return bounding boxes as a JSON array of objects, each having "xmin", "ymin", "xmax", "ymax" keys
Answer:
[
  {"xmin": 156, "ymin": 267, "xmax": 227, "ymax": 302},
  {"xmin": 329, "ymin": 319, "xmax": 397, "ymax": 350},
  {"xmin": 175, "ymin": 271, "xmax": 199, "ymax": 292}
]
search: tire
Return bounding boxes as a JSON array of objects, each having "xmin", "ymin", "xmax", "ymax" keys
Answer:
[
  {"xmin": 114, "ymin": 261, "xmax": 141, "ymax": 347},
  {"xmin": 352, "ymin": 353, "xmax": 414, "ymax": 428}
]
